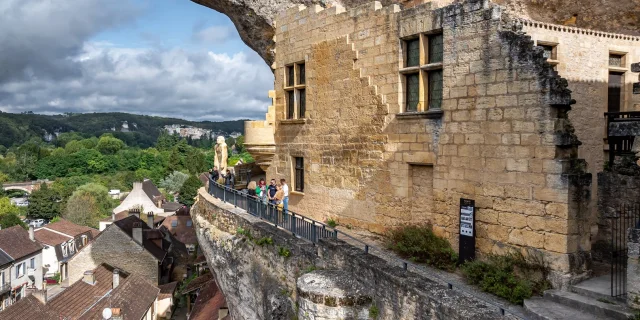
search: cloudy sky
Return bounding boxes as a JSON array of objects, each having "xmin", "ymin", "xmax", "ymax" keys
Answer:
[{"xmin": 0, "ymin": 0, "xmax": 274, "ymax": 121}]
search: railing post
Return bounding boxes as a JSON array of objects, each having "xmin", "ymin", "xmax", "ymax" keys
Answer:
[
  {"xmin": 291, "ymin": 213, "xmax": 296, "ymax": 235},
  {"xmin": 311, "ymin": 221, "xmax": 316, "ymax": 244},
  {"xmin": 365, "ymin": 245, "xmax": 369, "ymax": 254},
  {"xmin": 234, "ymin": 191, "xmax": 237, "ymax": 207}
]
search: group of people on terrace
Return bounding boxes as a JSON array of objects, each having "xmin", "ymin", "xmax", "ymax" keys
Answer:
[
  {"xmin": 250, "ymin": 178, "xmax": 289, "ymax": 212},
  {"xmin": 208, "ymin": 166, "xmax": 289, "ymax": 212}
]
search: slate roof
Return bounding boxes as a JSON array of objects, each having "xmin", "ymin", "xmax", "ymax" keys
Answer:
[
  {"xmin": 46, "ymin": 263, "xmax": 124, "ymax": 319},
  {"xmin": 41, "ymin": 218, "xmax": 98, "ymax": 237},
  {"xmin": 113, "ymin": 216, "xmax": 167, "ymax": 261},
  {"xmin": 0, "ymin": 248, "xmax": 14, "ymax": 268},
  {"xmin": 0, "ymin": 225, "xmax": 43, "ymax": 260},
  {"xmin": 101, "ymin": 210, "xmax": 165, "ymax": 225},
  {"xmin": 189, "ymin": 280, "xmax": 228, "ymax": 320},
  {"xmin": 143, "ymin": 178, "xmax": 164, "ymax": 203},
  {"xmin": 33, "ymin": 228, "xmax": 72, "ymax": 246},
  {"xmin": 0, "ymin": 295, "xmax": 58, "ymax": 320},
  {"xmin": 161, "ymin": 216, "xmax": 197, "ymax": 245},
  {"xmin": 77, "ymin": 273, "xmax": 159, "ymax": 320},
  {"xmin": 158, "ymin": 281, "xmax": 179, "ymax": 300},
  {"xmin": 162, "ymin": 202, "xmax": 183, "ymax": 212},
  {"xmin": 182, "ymin": 272, "xmax": 214, "ymax": 294}
]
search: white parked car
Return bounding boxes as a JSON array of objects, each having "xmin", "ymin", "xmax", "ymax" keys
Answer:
[{"xmin": 29, "ymin": 219, "xmax": 46, "ymax": 228}]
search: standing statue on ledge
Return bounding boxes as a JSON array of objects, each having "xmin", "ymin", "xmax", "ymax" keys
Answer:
[{"xmin": 214, "ymin": 136, "xmax": 228, "ymax": 177}]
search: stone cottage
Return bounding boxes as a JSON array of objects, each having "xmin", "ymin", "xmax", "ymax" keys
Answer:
[{"xmin": 242, "ymin": 0, "xmax": 640, "ymax": 287}]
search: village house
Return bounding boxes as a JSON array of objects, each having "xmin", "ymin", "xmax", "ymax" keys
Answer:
[
  {"xmin": 68, "ymin": 215, "xmax": 173, "ymax": 285},
  {"xmin": 0, "ymin": 226, "xmax": 44, "ymax": 312},
  {"xmin": 242, "ymin": 0, "xmax": 640, "ymax": 289},
  {"xmin": 0, "ymin": 263, "xmax": 164, "ymax": 320},
  {"xmin": 161, "ymin": 213, "xmax": 197, "ymax": 254},
  {"xmin": 108, "ymin": 179, "xmax": 182, "ymax": 228},
  {"xmin": 100, "ymin": 208, "xmax": 167, "ymax": 231},
  {"xmin": 33, "ymin": 218, "xmax": 99, "ymax": 282},
  {"xmin": 187, "ymin": 277, "xmax": 229, "ymax": 320}
]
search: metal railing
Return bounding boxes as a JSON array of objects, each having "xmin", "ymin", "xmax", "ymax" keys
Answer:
[{"xmin": 207, "ymin": 179, "xmax": 524, "ymax": 319}]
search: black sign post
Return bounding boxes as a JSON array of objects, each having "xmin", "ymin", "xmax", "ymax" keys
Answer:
[{"xmin": 458, "ymin": 198, "xmax": 476, "ymax": 264}]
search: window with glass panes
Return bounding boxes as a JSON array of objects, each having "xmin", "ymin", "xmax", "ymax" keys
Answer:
[
  {"xmin": 294, "ymin": 157, "xmax": 304, "ymax": 192},
  {"xmin": 401, "ymin": 33, "xmax": 443, "ymax": 112},
  {"xmin": 609, "ymin": 54, "xmax": 624, "ymax": 67},
  {"xmin": 284, "ymin": 62, "xmax": 306, "ymax": 119}
]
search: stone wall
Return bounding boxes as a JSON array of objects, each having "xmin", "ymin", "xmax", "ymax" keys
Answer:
[
  {"xmin": 191, "ymin": 189, "xmax": 513, "ymax": 320},
  {"xmin": 266, "ymin": 0, "xmax": 591, "ymax": 286},
  {"xmin": 521, "ymin": 21, "xmax": 640, "ymax": 260},
  {"xmin": 67, "ymin": 225, "xmax": 159, "ymax": 285},
  {"xmin": 594, "ymin": 171, "xmax": 640, "ymax": 261}
]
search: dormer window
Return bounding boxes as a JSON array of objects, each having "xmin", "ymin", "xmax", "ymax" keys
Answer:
[{"xmin": 61, "ymin": 243, "xmax": 68, "ymax": 257}]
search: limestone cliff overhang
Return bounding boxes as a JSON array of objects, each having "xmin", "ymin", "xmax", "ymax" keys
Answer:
[{"xmin": 191, "ymin": 0, "xmax": 640, "ymax": 67}]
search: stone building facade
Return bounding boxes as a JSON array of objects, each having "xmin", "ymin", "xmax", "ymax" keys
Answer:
[
  {"xmin": 244, "ymin": 0, "xmax": 639, "ymax": 285},
  {"xmin": 67, "ymin": 223, "xmax": 160, "ymax": 285}
]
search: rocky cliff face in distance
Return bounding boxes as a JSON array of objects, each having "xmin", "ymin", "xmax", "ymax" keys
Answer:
[{"xmin": 192, "ymin": 0, "xmax": 640, "ymax": 66}]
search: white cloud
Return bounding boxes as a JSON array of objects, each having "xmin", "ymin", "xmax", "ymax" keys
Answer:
[
  {"xmin": 0, "ymin": 42, "xmax": 274, "ymax": 120},
  {"xmin": 0, "ymin": 0, "xmax": 274, "ymax": 121},
  {"xmin": 192, "ymin": 25, "xmax": 233, "ymax": 44}
]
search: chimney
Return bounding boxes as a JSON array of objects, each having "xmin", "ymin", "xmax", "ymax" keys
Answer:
[
  {"xmin": 112, "ymin": 212, "xmax": 116, "ymax": 221},
  {"xmin": 132, "ymin": 222, "xmax": 143, "ymax": 245},
  {"xmin": 83, "ymin": 270, "xmax": 96, "ymax": 285},
  {"xmin": 33, "ymin": 290, "xmax": 47, "ymax": 304},
  {"xmin": 29, "ymin": 225, "xmax": 34, "ymax": 241},
  {"xmin": 128, "ymin": 208, "xmax": 140, "ymax": 219},
  {"xmin": 112, "ymin": 269, "xmax": 120, "ymax": 289},
  {"xmin": 147, "ymin": 212, "xmax": 154, "ymax": 228},
  {"xmin": 219, "ymin": 307, "xmax": 229, "ymax": 320}
]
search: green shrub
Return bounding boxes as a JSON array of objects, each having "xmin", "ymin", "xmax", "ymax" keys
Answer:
[
  {"xmin": 385, "ymin": 224, "xmax": 458, "ymax": 271},
  {"xmin": 255, "ymin": 236, "xmax": 274, "ymax": 246},
  {"xmin": 326, "ymin": 218, "xmax": 337, "ymax": 228},
  {"xmin": 278, "ymin": 246, "xmax": 291, "ymax": 258},
  {"xmin": 369, "ymin": 304, "xmax": 379, "ymax": 319},
  {"xmin": 461, "ymin": 253, "xmax": 549, "ymax": 305},
  {"xmin": 236, "ymin": 227, "xmax": 253, "ymax": 240}
]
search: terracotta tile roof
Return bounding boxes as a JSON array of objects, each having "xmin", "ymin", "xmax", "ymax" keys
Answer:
[
  {"xmin": 0, "ymin": 248, "xmax": 14, "ymax": 268},
  {"xmin": 77, "ymin": 274, "xmax": 159, "ymax": 320},
  {"xmin": 34, "ymin": 228, "xmax": 72, "ymax": 246},
  {"xmin": 41, "ymin": 218, "xmax": 98, "ymax": 237},
  {"xmin": 47, "ymin": 263, "xmax": 124, "ymax": 319},
  {"xmin": 114, "ymin": 216, "xmax": 167, "ymax": 261},
  {"xmin": 0, "ymin": 295, "xmax": 58, "ymax": 320},
  {"xmin": 162, "ymin": 202, "xmax": 183, "ymax": 212},
  {"xmin": 189, "ymin": 280, "xmax": 227, "ymax": 320},
  {"xmin": 90, "ymin": 229, "xmax": 100, "ymax": 238},
  {"xmin": 161, "ymin": 216, "xmax": 197, "ymax": 245},
  {"xmin": 0, "ymin": 226, "xmax": 43, "ymax": 260},
  {"xmin": 158, "ymin": 281, "xmax": 179, "ymax": 300},
  {"xmin": 182, "ymin": 272, "xmax": 214, "ymax": 294}
]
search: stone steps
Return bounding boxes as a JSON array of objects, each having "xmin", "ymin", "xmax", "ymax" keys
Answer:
[
  {"xmin": 523, "ymin": 297, "xmax": 605, "ymax": 320},
  {"xmin": 524, "ymin": 289, "xmax": 635, "ymax": 320}
]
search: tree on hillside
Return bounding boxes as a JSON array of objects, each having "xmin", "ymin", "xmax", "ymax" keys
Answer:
[
  {"xmin": 27, "ymin": 184, "xmax": 61, "ymax": 220},
  {"xmin": 156, "ymin": 132, "xmax": 179, "ymax": 151},
  {"xmin": 63, "ymin": 183, "xmax": 117, "ymax": 227},
  {"xmin": 0, "ymin": 213, "xmax": 26, "ymax": 229},
  {"xmin": 64, "ymin": 193, "xmax": 100, "ymax": 228},
  {"xmin": 160, "ymin": 171, "xmax": 189, "ymax": 194},
  {"xmin": 185, "ymin": 150, "xmax": 207, "ymax": 175},
  {"xmin": 179, "ymin": 175, "xmax": 202, "ymax": 207},
  {"xmin": 0, "ymin": 197, "xmax": 19, "ymax": 216},
  {"xmin": 96, "ymin": 135, "xmax": 125, "ymax": 155}
]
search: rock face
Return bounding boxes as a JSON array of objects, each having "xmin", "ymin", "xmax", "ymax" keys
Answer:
[
  {"xmin": 191, "ymin": 189, "xmax": 512, "ymax": 319},
  {"xmin": 192, "ymin": 0, "xmax": 640, "ymax": 66}
]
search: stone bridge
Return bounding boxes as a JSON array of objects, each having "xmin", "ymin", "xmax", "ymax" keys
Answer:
[{"xmin": 2, "ymin": 180, "xmax": 52, "ymax": 194}]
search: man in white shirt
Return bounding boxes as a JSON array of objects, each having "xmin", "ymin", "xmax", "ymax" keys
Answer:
[{"xmin": 280, "ymin": 179, "xmax": 289, "ymax": 213}]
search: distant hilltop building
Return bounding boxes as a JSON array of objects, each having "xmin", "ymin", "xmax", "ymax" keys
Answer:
[{"xmin": 163, "ymin": 124, "xmax": 234, "ymax": 140}]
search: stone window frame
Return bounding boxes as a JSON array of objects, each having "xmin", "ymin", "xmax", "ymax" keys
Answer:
[
  {"xmin": 536, "ymin": 40, "xmax": 559, "ymax": 70},
  {"xmin": 290, "ymin": 156, "xmax": 305, "ymax": 194},
  {"xmin": 607, "ymin": 50, "xmax": 629, "ymax": 113},
  {"xmin": 398, "ymin": 30, "xmax": 444, "ymax": 118},
  {"xmin": 284, "ymin": 61, "xmax": 307, "ymax": 120}
]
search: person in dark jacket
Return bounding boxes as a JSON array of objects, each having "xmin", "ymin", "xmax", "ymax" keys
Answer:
[
  {"xmin": 224, "ymin": 170, "xmax": 235, "ymax": 188},
  {"xmin": 211, "ymin": 167, "xmax": 220, "ymax": 184}
]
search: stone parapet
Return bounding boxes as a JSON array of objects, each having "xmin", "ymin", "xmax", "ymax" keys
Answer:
[{"xmin": 192, "ymin": 188, "xmax": 514, "ymax": 319}]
